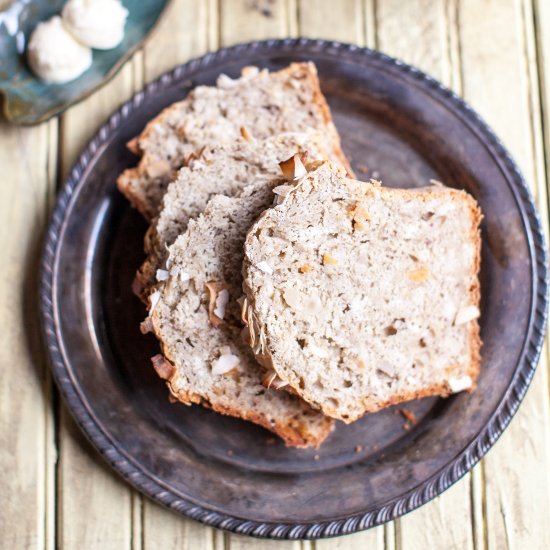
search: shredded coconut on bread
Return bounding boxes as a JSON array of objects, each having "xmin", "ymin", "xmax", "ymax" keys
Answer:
[
  {"xmin": 134, "ymin": 132, "xmax": 329, "ymax": 302},
  {"xmin": 146, "ymin": 183, "xmax": 334, "ymax": 448},
  {"xmin": 242, "ymin": 162, "xmax": 482, "ymax": 423},
  {"xmin": 117, "ymin": 62, "xmax": 352, "ymax": 220}
]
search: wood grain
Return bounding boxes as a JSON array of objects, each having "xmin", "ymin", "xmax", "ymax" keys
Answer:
[
  {"xmin": 219, "ymin": 0, "xmax": 291, "ymax": 46},
  {"xmin": 56, "ymin": 62, "xmax": 138, "ymax": 550},
  {"xmin": 298, "ymin": 0, "xmax": 365, "ymax": 44},
  {"xmin": 374, "ymin": 1, "xmax": 478, "ymax": 549},
  {"xmin": 0, "ymin": 119, "xmax": 57, "ymax": 550},
  {"xmin": 139, "ymin": 1, "xmax": 216, "ymax": 546},
  {"xmin": 459, "ymin": 1, "xmax": 550, "ymax": 548}
]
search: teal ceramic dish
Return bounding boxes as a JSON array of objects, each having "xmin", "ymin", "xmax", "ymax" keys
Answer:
[{"xmin": 0, "ymin": 0, "xmax": 169, "ymax": 125}]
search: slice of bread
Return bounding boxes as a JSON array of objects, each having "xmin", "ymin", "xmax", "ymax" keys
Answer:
[
  {"xmin": 146, "ymin": 183, "xmax": 334, "ymax": 448},
  {"xmin": 134, "ymin": 132, "xmax": 328, "ymax": 302},
  {"xmin": 242, "ymin": 162, "xmax": 482, "ymax": 423},
  {"xmin": 117, "ymin": 62, "xmax": 352, "ymax": 220}
]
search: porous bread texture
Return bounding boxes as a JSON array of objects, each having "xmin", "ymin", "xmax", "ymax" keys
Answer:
[
  {"xmin": 147, "ymin": 183, "xmax": 334, "ymax": 448},
  {"xmin": 134, "ymin": 132, "xmax": 328, "ymax": 302},
  {"xmin": 242, "ymin": 162, "xmax": 483, "ymax": 423},
  {"xmin": 117, "ymin": 62, "xmax": 352, "ymax": 220}
]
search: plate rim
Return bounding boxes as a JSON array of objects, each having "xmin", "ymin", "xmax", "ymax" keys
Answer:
[{"xmin": 39, "ymin": 38, "xmax": 549, "ymax": 539}]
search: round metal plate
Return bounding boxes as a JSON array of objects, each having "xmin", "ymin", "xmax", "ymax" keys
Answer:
[{"xmin": 40, "ymin": 39, "xmax": 548, "ymax": 539}]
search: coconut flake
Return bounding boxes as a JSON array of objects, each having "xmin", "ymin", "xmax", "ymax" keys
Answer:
[
  {"xmin": 449, "ymin": 376, "xmax": 473, "ymax": 393},
  {"xmin": 213, "ymin": 289, "xmax": 230, "ymax": 320},
  {"xmin": 211, "ymin": 353, "xmax": 240, "ymax": 375},
  {"xmin": 156, "ymin": 269, "xmax": 169, "ymax": 281},
  {"xmin": 261, "ymin": 370, "xmax": 289, "ymax": 389},
  {"xmin": 216, "ymin": 73, "xmax": 239, "ymax": 88},
  {"xmin": 149, "ymin": 290, "xmax": 161, "ymax": 311},
  {"xmin": 255, "ymin": 261, "xmax": 273, "ymax": 275},
  {"xmin": 279, "ymin": 154, "xmax": 307, "ymax": 181},
  {"xmin": 454, "ymin": 305, "xmax": 480, "ymax": 325}
]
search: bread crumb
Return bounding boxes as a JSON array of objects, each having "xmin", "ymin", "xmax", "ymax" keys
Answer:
[
  {"xmin": 354, "ymin": 445, "xmax": 363, "ymax": 453},
  {"xmin": 265, "ymin": 437, "xmax": 276, "ymax": 445},
  {"xmin": 399, "ymin": 408, "xmax": 417, "ymax": 424},
  {"xmin": 299, "ymin": 264, "xmax": 313, "ymax": 273},
  {"xmin": 139, "ymin": 317, "xmax": 153, "ymax": 334},
  {"xmin": 314, "ymin": 454, "xmax": 320, "ymax": 461},
  {"xmin": 407, "ymin": 266, "xmax": 429, "ymax": 283},
  {"xmin": 151, "ymin": 354, "xmax": 175, "ymax": 380},
  {"xmin": 227, "ymin": 449, "xmax": 234, "ymax": 456},
  {"xmin": 322, "ymin": 253, "xmax": 337, "ymax": 266},
  {"xmin": 357, "ymin": 164, "xmax": 369, "ymax": 174}
]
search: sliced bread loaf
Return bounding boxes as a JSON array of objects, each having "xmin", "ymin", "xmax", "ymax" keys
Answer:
[
  {"xmin": 117, "ymin": 62, "xmax": 352, "ymax": 220},
  {"xmin": 146, "ymin": 183, "xmax": 334, "ymax": 448},
  {"xmin": 134, "ymin": 132, "xmax": 328, "ymax": 301},
  {"xmin": 242, "ymin": 162, "xmax": 482, "ymax": 423}
]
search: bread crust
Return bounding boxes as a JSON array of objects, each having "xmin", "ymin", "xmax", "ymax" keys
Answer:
[{"xmin": 163, "ymin": 366, "xmax": 334, "ymax": 448}]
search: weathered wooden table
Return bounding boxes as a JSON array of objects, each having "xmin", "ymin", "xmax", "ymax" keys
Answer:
[{"xmin": 2, "ymin": 0, "xmax": 550, "ymax": 548}]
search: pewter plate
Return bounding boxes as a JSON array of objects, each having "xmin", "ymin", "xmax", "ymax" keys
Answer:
[{"xmin": 40, "ymin": 39, "xmax": 548, "ymax": 539}]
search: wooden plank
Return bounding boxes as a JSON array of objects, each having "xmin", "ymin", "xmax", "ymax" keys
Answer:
[
  {"xmin": 59, "ymin": 60, "xmax": 138, "ymax": 180},
  {"xmin": 298, "ymin": 0, "xmax": 364, "ymax": 44},
  {"xmin": 142, "ymin": 0, "xmax": 210, "ymax": 82},
  {"xmin": 57, "ymin": 406, "xmax": 132, "ymax": 549},
  {"xmin": 219, "ymin": 0, "xmax": 291, "ymax": 46},
  {"xmin": 0, "ymin": 119, "xmax": 57, "ymax": 550},
  {"xmin": 139, "ymin": 1, "xmax": 217, "ymax": 548},
  {"xmin": 141, "ymin": 502, "xmax": 216, "ymax": 550},
  {"xmin": 216, "ymin": 3, "xmax": 303, "ymax": 549},
  {"xmin": 458, "ymin": 0, "xmax": 550, "ymax": 548},
  {"xmin": 534, "ymin": 0, "xmax": 550, "ymax": 236},
  {"xmin": 375, "ymin": 0, "xmax": 449, "ymax": 81},
  {"xmin": 295, "ymin": 5, "xmax": 384, "ymax": 547},
  {"xmin": 56, "ymin": 59, "xmax": 139, "ymax": 550},
  {"xmin": 374, "ymin": 2, "xmax": 477, "ymax": 549}
]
